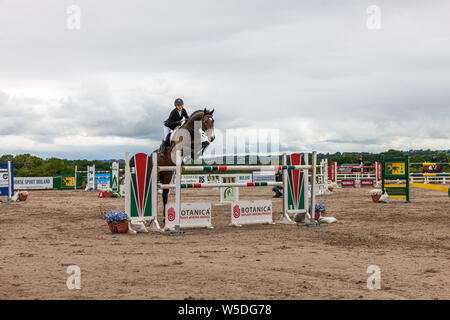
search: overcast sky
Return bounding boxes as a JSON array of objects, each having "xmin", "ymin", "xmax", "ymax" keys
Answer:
[{"xmin": 1, "ymin": 0, "xmax": 449, "ymax": 160}]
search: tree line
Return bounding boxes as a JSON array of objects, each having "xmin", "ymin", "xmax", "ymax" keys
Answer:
[{"xmin": 1, "ymin": 149, "xmax": 449, "ymax": 177}]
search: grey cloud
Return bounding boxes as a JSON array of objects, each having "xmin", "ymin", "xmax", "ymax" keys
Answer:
[{"xmin": 0, "ymin": 0, "xmax": 449, "ymax": 159}]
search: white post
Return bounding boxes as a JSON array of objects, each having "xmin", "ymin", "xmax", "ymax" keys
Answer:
[
  {"xmin": 124, "ymin": 153, "xmax": 130, "ymax": 215},
  {"xmin": 110, "ymin": 162, "xmax": 119, "ymax": 192},
  {"xmin": 74, "ymin": 165, "xmax": 77, "ymax": 190},
  {"xmin": 86, "ymin": 164, "xmax": 96, "ymax": 190},
  {"xmin": 86, "ymin": 165, "xmax": 90, "ymax": 190},
  {"xmin": 174, "ymin": 150, "xmax": 182, "ymax": 232},
  {"xmin": 375, "ymin": 161, "xmax": 379, "ymax": 186},
  {"xmin": 92, "ymin": 164, "xmax": 96, "ymax": 190},
  {"xmin": 320, "ymin": 159, "xmax": 324, "ymax": 184},
  {"xmin": 8, "ymin": 161, "xmax": 12, "ymax": 200},
  {"xmin": 303, "ymin": 152, "xmax": 309, "ymax": 220},
  {"xmin": 281, "ymin": 153, "xmax": 292, "ymax": 223},
  {"xmin": 150, "ymin": 152, "xmax": 161, "ymax": 231},
  {"xmin": 309, "ymin": 151, "xmax": 317, "ymax": 225}
]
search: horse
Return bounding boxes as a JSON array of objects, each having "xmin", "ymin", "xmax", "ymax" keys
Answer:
[
  {"xmin": 350, "ymin": 164, "xmax": 372, "ymax": 173},
  {"xmin": 351, "ymin": 167, "xmax": 370, "ymax": 173},
  {"xmin": 152, "ymin": 108, "xmax": 215, "ymax": 225},
  {"xmin": 422, "ymin": 164, "xmax": 443, "ymax": 173}
]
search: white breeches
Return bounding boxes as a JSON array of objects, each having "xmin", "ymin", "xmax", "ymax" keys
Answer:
[{"xmin": 163, "ymin": 125, "xmax": 180, "ymax": 141}]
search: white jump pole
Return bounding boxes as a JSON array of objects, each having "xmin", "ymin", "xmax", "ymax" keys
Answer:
[
  {"xmin": 282, "ymin": 152, "xmax": 291, "ymax": 222},
  {"xmin": 151, "ymin": 152, "xmax": 159, "ymax": 230},
  {"xmin": 8, "ymin": 161, "xmax": 12, "ymax": 200},
  {"xmin": 125, "ymin": 152, "xmax": 130, "ymax": 215},
  {"xmin": 74, "ymin": 165, "xmax": 77, "ymax": 190},
  {"xmin": 278, "ymin": 153, "xmax": 294, "ymax": 224},
  {"xmin": 309, "ymin": 151, "xmax": 317, "ymax": 225},
  {"xmin": 304, "ymin": 152, "xmax": 310, "ymax": 218},
  {"xmin": 299, "ymin": 151, "xmax": 323, "ymax": 227},
  {"xmin": 174, "ymin": 150, "xmax": 182, "ymax": 233}
]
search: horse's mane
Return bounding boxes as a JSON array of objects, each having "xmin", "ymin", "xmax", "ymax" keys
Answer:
[
  {"xmin": 190, "ymin": 110, "xmax": 206, "ymax": 119},
  {"xmin": 183, "ymin": 109, "xmax": 214, "ymax": 130}
]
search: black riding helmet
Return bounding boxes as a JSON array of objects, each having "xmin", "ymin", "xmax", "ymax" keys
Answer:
[{"xmin": 174, "ymin": 98, "xmax": 184, "ymax": 106}]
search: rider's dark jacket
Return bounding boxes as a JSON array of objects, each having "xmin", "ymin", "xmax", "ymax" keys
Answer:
[{"xmin": 164, "ymin": 108, "xmax": 189, "ymax": 130}]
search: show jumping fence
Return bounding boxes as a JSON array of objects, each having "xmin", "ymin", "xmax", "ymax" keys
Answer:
[
  {"xmin": 124, "ymin": 150, "xmax": 321, "ymax": 233},
  {"xmin": 328, "ymin": 162, "xmax": 382, "ymax": 188},
  {"xmin": 409, "ymin": 162, "xmax": 450, "ymax": 184},
  {"xmin": 381, "ymin": 155, "xmax": 410, "ymax": 202},
  {"xmin": 74, "ymin": 163, "xmax": 121, "ymax": 192}
]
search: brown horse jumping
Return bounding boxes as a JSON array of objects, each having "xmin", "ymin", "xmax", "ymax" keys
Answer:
[{"xmin": 152, "ymin": 108, "xmax": 215, "ymax": 223}]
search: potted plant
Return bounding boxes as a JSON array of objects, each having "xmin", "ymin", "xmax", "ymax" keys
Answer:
[
  {"xmin": 18, "ymin": 191, "xmax": 29, "ymax": 202},
  {"xmin": 370, "ymin": 189, "xmax": 383, "ymax": 203},
  {"xmin": 105, "ymin": 211, "xmax": 129, "ymax": 233},
  {"xmin": 102, "ymin": 187, "xmax": 113, "ymax": 198}
]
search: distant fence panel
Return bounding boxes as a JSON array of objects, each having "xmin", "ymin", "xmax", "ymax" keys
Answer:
[
  {"xmin": 53, "ymin": 175, "xmax": 82, "ymax": 189},
  {"xmin": 14, "ymin": 177, "xmax": 54, "ymax": 190}
]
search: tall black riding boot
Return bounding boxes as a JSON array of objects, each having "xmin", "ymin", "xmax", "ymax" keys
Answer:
[{"xmin": 158, "ymin": 140, "xmax": 166, "ymax": 158}]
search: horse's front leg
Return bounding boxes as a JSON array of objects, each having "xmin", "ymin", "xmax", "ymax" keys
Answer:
[{"xmin": 162, "ymin": 189, "xmax": 169, "ymax": 227}]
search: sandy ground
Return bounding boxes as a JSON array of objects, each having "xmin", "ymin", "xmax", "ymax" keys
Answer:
[{"xmin": 0, "ymin": 186, "xmax": 449, "ymax": 300}]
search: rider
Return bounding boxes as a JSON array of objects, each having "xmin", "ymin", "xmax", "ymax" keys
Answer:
[
  {"xmin": 158, "ymin": 98, "xmax": 190, "ymax": 158},
  {"xmin": 430, "ymin": 154, "xmax": 438, "ymax": 171}
]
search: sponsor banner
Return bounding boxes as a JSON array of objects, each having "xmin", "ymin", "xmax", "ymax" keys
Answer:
[
  {"xmin": 177, "ymin": 174, "xmax": 253, "ymax": 185},
  {"xmin": 341, "ymin": 179, "xmax": 355, "ymax": 188},
  {"xmin": 207, "ymin": 175, "xmax": 222, "ymax": 184},
  {"xmin": 97, "ymin": 182, "xmax": 110, "ymax": 191},
  {"xmin": 0, "ymin": 173, "xmax": 8, "ymax": 188},
  {"xmin": 228, "ymin": 174, "xmax": 252, "ymax": 183},
  {"xmin": 220, "ymin": 186, "xmax": 239, "ymax": 203},
  {"xmin": 387, "ymin": 162, "xmax": 406, "ymax": 176},
  {"xmin": 0, "ymin": 163, "xmax": 12, "ymax": 196},
  {"xmin": 14, "ymin": 177, "xmax": 53, "ymax": 190},
  {"xmin": 180, "ymin": 175, "xmax": 208, "ymax": 184},
  {"xmin": 360, "ymin": 179, "xmax": 374, "ymax": 187},
  {"xmin": 253, "ymin": 171, "xmax": 275, "ymax": 182},
  {"xmin": 165, "ymin": 202, "xmax": 212, "ymax": 230},
  {"xmin": 208, "ymin": 174, "xmax": 252, "ymax": 184},
  {"xmin": 231, "ymin": 200, "xmax": 273, "ymax": 226},
  {"xmin": 95, "ymin": 173, "xmax": 110, "ymax": 189}
]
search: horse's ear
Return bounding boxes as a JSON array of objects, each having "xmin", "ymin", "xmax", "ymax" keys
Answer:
[
  {"xmin": 203, "ymin": 108, "xmax": 207, "ymax": 114},
  {"xmin": 211, "ymin": 109, "xmax": 214, "ymax": 114}
]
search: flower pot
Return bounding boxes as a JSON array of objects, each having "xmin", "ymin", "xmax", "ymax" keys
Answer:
[
  {"xmin": 116, "ymin": 221, "xmax": 129, "ymax": 233},
  {"xmin": 371, "ymin": 195, "xmax": 381, "ymax": 203},
  {"xmin": 103, "ymin": 192, "xmax": 113, "ymax": 198},
  {"xmin": 107, "ymin": 222, "xmax": 116, "ymax": 233},
  {"xmin": 328, "ymin": 187, "xmax": 333, "ymax": 192},
  {"xmin": 107, "ymin": 221, "xmax": 129, "ymax": 233},
  {"xmin": 19, "ymin": 194, "xmax": 28, "ymax": 202}
]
